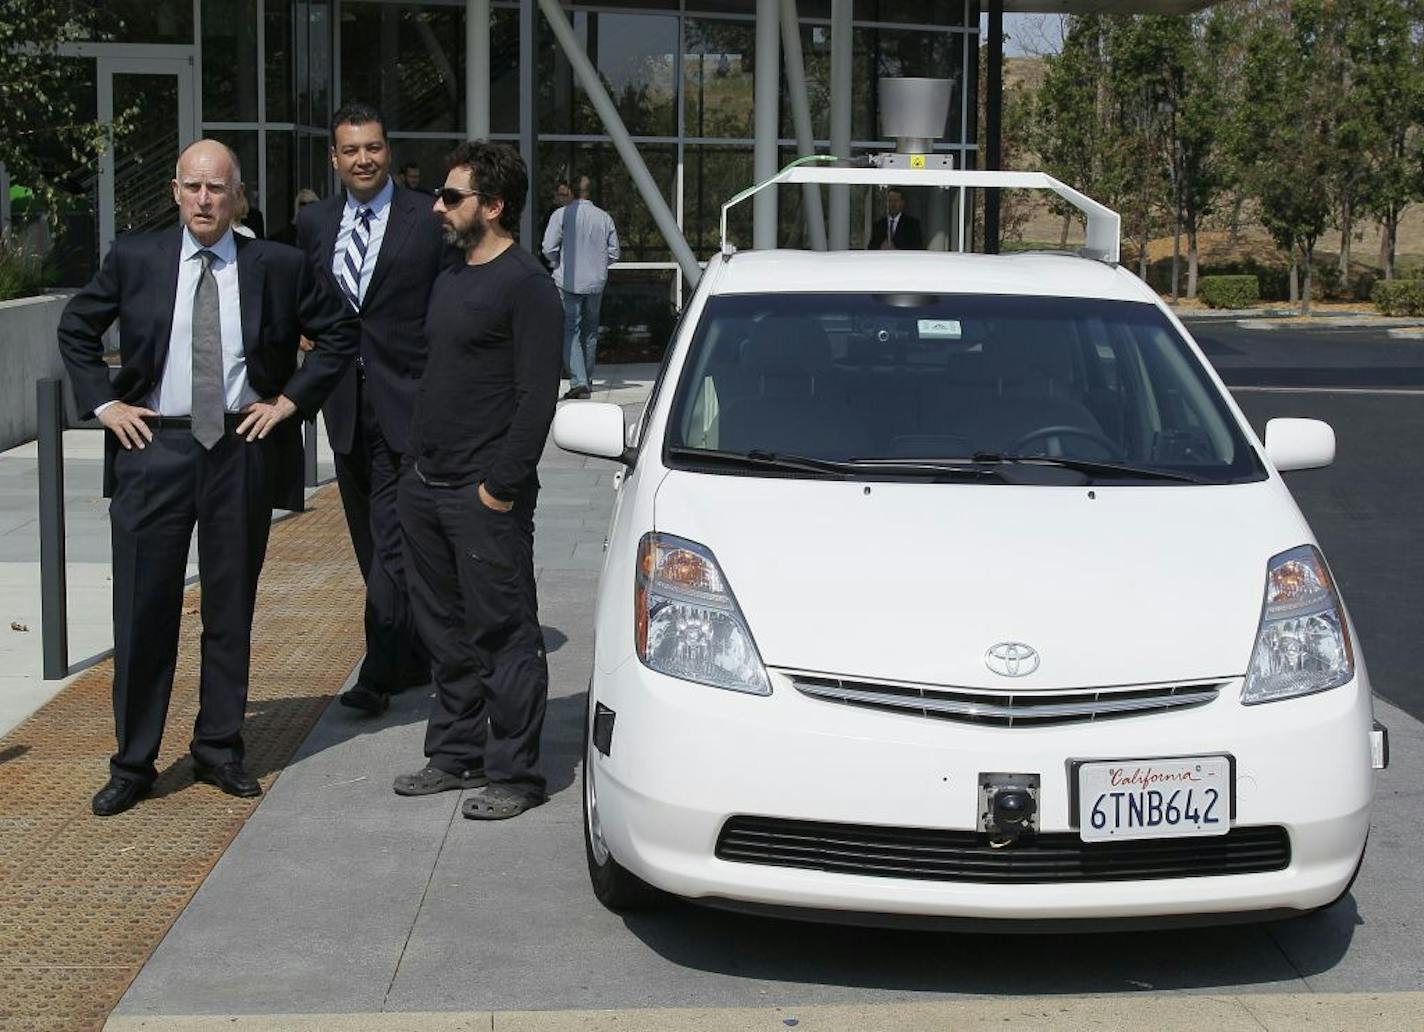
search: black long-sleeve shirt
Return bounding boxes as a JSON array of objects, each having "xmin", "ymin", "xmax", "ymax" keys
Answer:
[{"xmin": 408, "ymin": 244, "xmax": 563, "ymax": 501}]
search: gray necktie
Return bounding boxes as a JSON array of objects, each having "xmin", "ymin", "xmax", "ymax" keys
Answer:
[{"xmin": 191, "ymin": 249, "xmax": 225, "ymax": 449}]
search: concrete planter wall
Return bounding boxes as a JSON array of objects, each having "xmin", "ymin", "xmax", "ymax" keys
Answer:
[{"xmin": 0, "ymin": 294, "xmax": 68, "ymax": 452}]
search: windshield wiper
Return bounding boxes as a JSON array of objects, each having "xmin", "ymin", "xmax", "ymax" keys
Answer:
[
  {"xmin": 667, "ymin": 446, "xmax": 854, "ymax": 476},
  {"xmin": 970, "ymin": 452, "xmax": 1210, "ymax": 484},
  {"xmin": 666, "ymin": 447, "xmax": 1003, "ymax": 480}
]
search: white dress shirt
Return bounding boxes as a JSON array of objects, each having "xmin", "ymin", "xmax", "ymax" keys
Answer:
[
  {"xmin": 331, "ymin": 176, "xmax": 395, "ymax": 308},
  {"xmin": 149, "ymin": 227, "xmax": 259, "ymax": 416}
]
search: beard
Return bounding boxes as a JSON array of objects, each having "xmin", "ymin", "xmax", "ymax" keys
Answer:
[{"xmin": 443, "ymin": 215, "xmax": 487, "ymax": 251}]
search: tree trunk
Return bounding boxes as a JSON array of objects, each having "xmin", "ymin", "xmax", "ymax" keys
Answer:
[
  {"xmin": 1338, "ymin": 196, "xmax": 1352, "ymax": 294},
  {"xmin": 1384, "ymin": 213, "xmax": 1399, "ymax": 281},
  {"xmin": 1301, "ymin": 243, "xmax": 1313, "ymax": 316},
  {"xmin": 1187, "ymin": 227, "xmax": 1199, "ymax": 299},
  {"xmin": 1059, "ymin": 214, "xmax": 1071, "ymax": 249},
  {"xmin": 1289, "ymin": 253, "xmax": 1299, "ymax": 305},
  {"xmin": 1138, "ymin": 232, "xmax": 1149, "ymax": 281},
  {"xmin": 1228, "ymin": 194, "xmax": 1244, "ymax": 249},
  {"xmin": 1380, "ymin": 219, "xmax": 1392, "ymax": 279}
]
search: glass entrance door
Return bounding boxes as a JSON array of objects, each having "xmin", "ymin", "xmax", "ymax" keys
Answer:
[{"xmin": 97, "ymin": 56, "xmax": 197, "ymax": 260}]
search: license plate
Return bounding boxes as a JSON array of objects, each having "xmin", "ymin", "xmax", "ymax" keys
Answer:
[{"xmin": 1077, "ymin": 756, "xmax": 1231, "ymax": 842}]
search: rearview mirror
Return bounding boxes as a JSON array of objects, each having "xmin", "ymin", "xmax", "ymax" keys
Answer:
[
  {"xmin": 553, "ymin": 401, "xmax": 632, "ymax": 464},
  {"xmin": 1264, "ymin": 418, "xmax": 1335, "ymax": 472}
]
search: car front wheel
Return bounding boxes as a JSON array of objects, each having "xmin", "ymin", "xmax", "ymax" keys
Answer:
[{"xmin": 583, "ymin": 691, "xmax": 663, "ymax": 911}]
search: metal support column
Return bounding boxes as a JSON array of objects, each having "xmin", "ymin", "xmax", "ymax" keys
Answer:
[
  {"xmin": 753, "ymin": 0, "xmax": 780, "ymax": 250},
  {"xmin": 304, "ymin": 418, "xmax": 319, "ymax": 488},
  {"xmin": 468, "ymin": 0, "xmax": 491, "ymax": 139},
  {"xmin": 37, "ymin": 379, "xmax": 68, "ymax": 680},
  {"xmin": 984, "ymin": 0, "xmax": 1003, "ymax": 255},
  {"xmin": 538, "ymin": 0, "xmax": 701, "ymax": 285},
  {"xmin": 779, "ymin": 0, "xmax": 826, "ymax": 250},
  {"xmin": 519, "ymin": 0, "xmax": 538, "ymax": 249},
  {"xmin": 828, "ymin": 0, "xmax": 852, "ymax": 250}
]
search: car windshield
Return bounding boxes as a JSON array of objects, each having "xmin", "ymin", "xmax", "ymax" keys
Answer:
[{"xmin": 664, "ymin": 292, "xmax": 1264, "ymax": 485}]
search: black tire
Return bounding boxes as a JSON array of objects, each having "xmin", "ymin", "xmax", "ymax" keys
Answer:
[{"xmin": 582, "ymin": 690, "xmax": 664, "ymax": 911}]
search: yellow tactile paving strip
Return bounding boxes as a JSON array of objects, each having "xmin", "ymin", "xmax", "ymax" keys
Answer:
[{"xmin": 0, "ymin": 486, "xmax": 364, "ymax": 1032}]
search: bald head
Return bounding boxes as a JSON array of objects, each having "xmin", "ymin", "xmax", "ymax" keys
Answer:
[{"xmin": 172, "ymin": 139, "xmax": 243, "ymax": 246}]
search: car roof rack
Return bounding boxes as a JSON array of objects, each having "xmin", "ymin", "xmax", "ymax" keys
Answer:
[{"xmin": 720, "ymin": 162, "xmax": 1121, "ymax": 265}]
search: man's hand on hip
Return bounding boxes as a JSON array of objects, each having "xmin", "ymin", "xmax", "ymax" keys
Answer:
[
  {"xmin": 97, "ymin": 402, "xmax": 157, "ymax": 450},
  {"xmin": 477, "ymin": 482, "xmax": 514, "ymax": 512},
  {"xmin": 237, "ymin": 395, "xmax": 298, "ymax": 442}
]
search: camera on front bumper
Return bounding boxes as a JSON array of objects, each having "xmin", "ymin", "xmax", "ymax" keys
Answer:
[{"xmin": 979, "ymin": 772, "xmax": 1040, "ymax": 848}]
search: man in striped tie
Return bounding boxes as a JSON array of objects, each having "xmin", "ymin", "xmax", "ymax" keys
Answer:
[{"xmin": 295, "ymin": 103, "xmax": 457, "ymax": 716}]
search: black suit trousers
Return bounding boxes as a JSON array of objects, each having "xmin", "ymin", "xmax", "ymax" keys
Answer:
[
  {"xmin": 332, "ymin": 372, "xmax": 425, "ymax": 691},
  {"xmin": 398, "ymin": 469, "xmax": 548, "ymax": 799},
  {"xmin": 108, "ymin": 427, "xmax": 273, "ymax": 786}
]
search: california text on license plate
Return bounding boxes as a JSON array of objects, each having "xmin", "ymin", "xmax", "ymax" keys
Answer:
[{"xmin": 1077, "ymin": 756, "xmax": 1231, "ymax": 842}]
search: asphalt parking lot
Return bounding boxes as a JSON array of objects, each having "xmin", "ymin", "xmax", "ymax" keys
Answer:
[{"xmin": 112, "ymin": 328, "xmax": 1424, "ymax": 1023}]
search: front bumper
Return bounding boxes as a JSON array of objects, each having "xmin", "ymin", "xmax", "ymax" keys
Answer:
[{"xmin": 591, "ymin": 661, "xmax": 1376, "ymax": 922}]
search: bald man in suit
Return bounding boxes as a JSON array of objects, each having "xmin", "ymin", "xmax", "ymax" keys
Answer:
[{"xmin": 58, "ymin": 139, "xmax": 358, "ymax": 816}]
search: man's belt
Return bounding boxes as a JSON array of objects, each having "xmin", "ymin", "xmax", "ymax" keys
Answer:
[{"xmin": 142, "ymin": 414, "xmax": 247, "ymax": 431}]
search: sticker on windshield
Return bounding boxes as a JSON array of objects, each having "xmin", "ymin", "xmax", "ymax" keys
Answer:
[{"xmin": 917, "ymin": 319, "xmax": 962, "ymax": 340}]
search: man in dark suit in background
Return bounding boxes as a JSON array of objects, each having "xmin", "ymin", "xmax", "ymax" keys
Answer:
[
  {"xmin": 58, "ymin": 139, "xmax": 358, "ymax": 816},
  {"xmin": 868, "ymin": 188, "xmax": 924, "ymax": 250},
  {"xmin": 295, "ymin": 102, "xmax": 456, "ymax": 715}
]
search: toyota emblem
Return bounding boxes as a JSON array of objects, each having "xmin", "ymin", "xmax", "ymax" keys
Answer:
[{"xmin": 985, "ymin": 642, "xmax": 1040, "ymax": 677}]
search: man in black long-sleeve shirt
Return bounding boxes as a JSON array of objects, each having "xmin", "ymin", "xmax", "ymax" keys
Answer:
[{"xmin": 392, "ymin": 141, "xmax": 563, "ymax": 818}]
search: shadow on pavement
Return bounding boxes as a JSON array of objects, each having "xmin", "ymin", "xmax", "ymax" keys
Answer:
[{"xmin": 620, "ymin": 894, "xmax": 1359, "ymax": 993}]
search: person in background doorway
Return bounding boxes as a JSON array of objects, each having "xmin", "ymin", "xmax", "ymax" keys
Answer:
[
  {"xmin": 398, "ymin": 161, "xmax": 430, "ymax": 195},
  {"xmin": 868, "ymin": 187, "xmax": 923, "ymax": 250},
  {"xmin": 541, "ymin": 175, "xmax": 619, "ymax": 401},
  {"xmin": 272, "ymin": 188, "xmax": 320, "ymax": 246}
]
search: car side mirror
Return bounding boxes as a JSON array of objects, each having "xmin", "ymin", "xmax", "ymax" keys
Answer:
[
  {"xmin": 553, "ymin": 401, "xmax": 634, "ymax": 464},
  {"xmin": 1264, "ymin": 418, "xmax": 1335, "ymax": 472}
]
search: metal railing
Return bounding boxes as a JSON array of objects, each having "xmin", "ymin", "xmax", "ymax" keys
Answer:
[{"xmin": 35, "ymin": 376, "xmax": 324, "ymax": 681}]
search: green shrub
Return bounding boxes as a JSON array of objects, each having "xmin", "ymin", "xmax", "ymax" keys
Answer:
[
  {"xmin": 1197, "ymin": 275, "xmax": 1260, "ymax": 309},
  {"xmin": 1372, "ymin": 279, "xmax": 1424, "ymax": 317},
  {"xmin": 0, "ymin": 235, "xmax": 46, "ymax": 302}
]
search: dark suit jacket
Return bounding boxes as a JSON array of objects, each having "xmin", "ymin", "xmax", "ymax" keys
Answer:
[
  {"xmin": 868, "ymin": 212, "xmax": 925, "ymax": 251},
  {"xmin": 57, "ymin": 230, "xmax": 359, "ymax": 511},
  {"xmin": 294, "ymin": 183, "xmax": 458, "ymax": 456}
]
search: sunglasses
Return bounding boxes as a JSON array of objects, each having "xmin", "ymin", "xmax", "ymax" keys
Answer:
[{"xmin": 437, "ymin": 186, "xmax": 500, "ymax": 209}]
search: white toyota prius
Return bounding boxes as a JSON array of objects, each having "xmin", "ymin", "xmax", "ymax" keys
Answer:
[{"xmin": 553, "ymin": 168, "xmax": 1388, "ymax": 929}]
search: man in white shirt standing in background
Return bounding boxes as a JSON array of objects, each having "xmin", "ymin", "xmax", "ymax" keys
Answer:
[{"xmin": 541, "ymin": 175, "xmax": 619, "ymax": 401}]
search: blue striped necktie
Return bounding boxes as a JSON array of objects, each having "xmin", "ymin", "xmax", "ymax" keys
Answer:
[{"xmin": 339, "ymin": 206, "xmax": 375, "ymax": 310}]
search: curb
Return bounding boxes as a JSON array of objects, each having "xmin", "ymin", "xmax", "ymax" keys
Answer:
[{"xmin": 104, "ymin": 992, "xmax": 1424, "ymax": 1032}]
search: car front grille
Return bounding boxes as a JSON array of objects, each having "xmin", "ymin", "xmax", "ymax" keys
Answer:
[
  {"xmin": 789, "ymin": 672, "xmax": 1223, "ymax": 727},
  {"xmin": 715, "ymin": 816, "xmax": 1290, "ymax": 883}
]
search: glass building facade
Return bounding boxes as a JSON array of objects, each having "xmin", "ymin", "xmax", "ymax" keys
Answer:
[{"xmin": 33, "ymin": 0, "xmax": 980, "ymax": 313}]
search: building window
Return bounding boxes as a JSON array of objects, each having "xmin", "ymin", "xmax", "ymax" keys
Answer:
[{"xmin": 202, "ymin": 0, "xmax": 261, "ymax": 124}]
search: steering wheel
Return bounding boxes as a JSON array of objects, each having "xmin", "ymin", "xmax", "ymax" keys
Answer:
[{"xmin": 1007, "ymin": 425, "xmax": 1125, "ymax": 461}]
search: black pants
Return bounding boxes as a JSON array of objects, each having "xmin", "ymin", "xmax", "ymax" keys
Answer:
[
  {"xmin": 108, "ymin": 427, "xmax": 273, "ymax": 786},
  {"xmin": 333, "ymin": 374, "xmax": 424, "ymax": 692},
  {"xmin": 398, "ymin": 468, "xmax": 548, "ymax": 799}
]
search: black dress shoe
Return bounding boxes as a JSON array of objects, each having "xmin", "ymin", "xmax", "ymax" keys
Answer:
[
  {"xmin": 339, "ymin": 682, "xmax": 391, "ymax": 715},
  {"xmin": 193, "ymin": 761, "xmax": 261, "ymax": 798},
  {"xmin": 92, "ymin": 777, "xmax": 149, "ymax": 817}
]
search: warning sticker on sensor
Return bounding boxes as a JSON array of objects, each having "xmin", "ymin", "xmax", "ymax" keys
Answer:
[{"xmin": 917, "ymin": 319, "xmax": 962, "ymax": 340}]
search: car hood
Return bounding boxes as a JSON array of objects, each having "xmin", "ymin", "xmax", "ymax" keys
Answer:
[{"xmin": 653, "ymin": 471, "xmax": 1315, "ymax": 690}]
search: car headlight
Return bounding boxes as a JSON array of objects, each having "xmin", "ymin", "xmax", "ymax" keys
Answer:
[
  {"xmin": 635, "ymin": 533, "xmax": 770, "ymax": 695},
  {"xmin": 1242, "ymin": 545, "xmax": 1354, "ymax": 704}
]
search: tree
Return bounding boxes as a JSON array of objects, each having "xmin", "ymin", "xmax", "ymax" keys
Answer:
[
  {"xmin": 1234, "ymin": 0, "xmax": 1334, "ymax": 314},
  {"xmin": 0, "ymin": 3, "xmax": 126, "ymax": 233},
  {"xmin": 1352, "ymin": 0, "xmax": 1424, "ymax": 280},
  {"xmin": 1034, "ymin": 16, "xmax": 1117, "ymax": 247}
]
